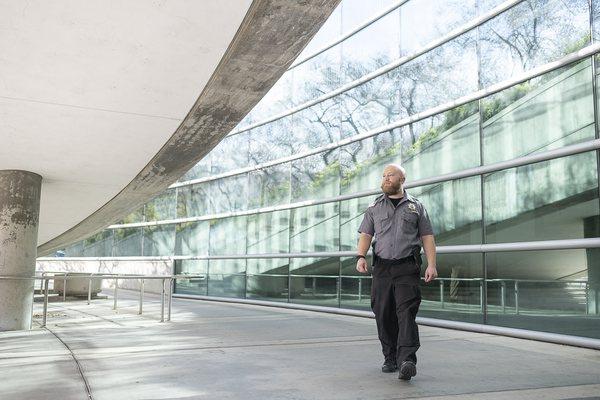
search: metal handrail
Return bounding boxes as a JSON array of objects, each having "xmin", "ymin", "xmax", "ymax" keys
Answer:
[
  {"xmin": 0, "ymin": 274, "xmax": 205, "ymax": 328},
  {"xmin": 36, "ymin": 237, "xmax": 600, "ymax": 261},
  {"xmin": 3, "ymin": 270, "xmax": 595, "ymax": 330}
]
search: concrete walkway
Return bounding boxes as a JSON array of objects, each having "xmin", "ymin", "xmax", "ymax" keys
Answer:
[{"xmin": 1, "ymin": 291, "xmax": 599, "ymax": 400}]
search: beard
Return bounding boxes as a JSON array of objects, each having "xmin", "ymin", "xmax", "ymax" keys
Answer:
[{"xmin": 381, "ymin": 181, "xmax": 401, "ymax": 195}]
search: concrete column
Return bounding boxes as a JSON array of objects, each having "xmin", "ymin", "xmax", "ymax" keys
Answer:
[{"xmin": 0, "ymin": 170, "xmax": 42, "ymax": 331}]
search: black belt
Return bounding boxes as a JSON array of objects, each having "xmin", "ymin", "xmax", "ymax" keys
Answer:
[
  {"xmin": 374, "ymin": 246, "xmax": 422, "ymax": 267},
  {"xmin": 375, "ymin": 255, "xmax": 415, "ymax": 266}
]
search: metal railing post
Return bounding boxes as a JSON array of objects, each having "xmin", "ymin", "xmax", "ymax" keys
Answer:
[
  {"xmin": 358, "ymin": 277, "xmax": 362, "ymax": 302},
  {"xmin": 585, "ymin": 282, "xmax": 590, "ymax": 315},
  {"xmin": 160, "ymin": 278, "xmax": 166, "ymax": 322},
  {"xmin": 167, "ymin": 278, "xmax": 173, "ymax": 322},
  {"xmin": 480, "ymin": 280, "xmax": 484, "ymax": 313},
  {"xmin": 63, "ymin": 273, "xmax": 68, "ymax": 301},
  {"xmin": 42, "ymin": 279, "xmax": 49, "ymax": 327},
  {"xmin": 40, "ymin": 272, "xmax": 46, "ymax": 292},
  {"xmin": 41, "ymin": 272, "xmax": 46, "ymax": 296},
  {"xmin": 138, "ymin": 278, "xmax": 144, "ymax": 315},
  {"xmin": 514, "ymin": 281, "xmax": 519, "ymax": 315},
  {"xmin": 440, "ymin": 280, "xmax": 445, "ymax": 309},
  {"xmin": 501, "ymin": 281, "xmax": 506, "ymax": 314},
  {"xmin": 87, "ymin": 274, "xmax": 93, "ymax": 305},
  {"xmin": 113, "ymin": 276, "xmax": 119, "ymax": 310}
]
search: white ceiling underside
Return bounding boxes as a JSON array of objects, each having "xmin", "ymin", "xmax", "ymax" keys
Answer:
[{"xmin": 0, "ymin": 0, "xmax": 253, "ymax": 244}]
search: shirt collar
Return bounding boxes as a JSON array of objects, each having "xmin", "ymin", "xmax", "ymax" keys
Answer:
[{"xmin": 384, "ymin": 189, "xmax": 412, "ymax": 206}]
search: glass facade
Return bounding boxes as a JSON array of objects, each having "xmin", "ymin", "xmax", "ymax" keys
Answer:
[{"xmin": 63, "ymin": 0, "xmax": 600, "ymax": 340}]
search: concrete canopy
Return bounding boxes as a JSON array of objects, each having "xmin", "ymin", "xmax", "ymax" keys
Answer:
[{"xmin": 0, "ymin": 0, "xmax": 340, "ymax": 256}]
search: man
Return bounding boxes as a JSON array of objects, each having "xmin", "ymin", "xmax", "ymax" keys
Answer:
[{"xmin": 356, "ymin": 164, "xmax": 437, "ymax": 381}]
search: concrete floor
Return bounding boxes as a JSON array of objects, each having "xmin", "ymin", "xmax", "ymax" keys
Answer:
[{"xmin": 1, "ymin": 291, "xmax": 599, "ymax": 400}]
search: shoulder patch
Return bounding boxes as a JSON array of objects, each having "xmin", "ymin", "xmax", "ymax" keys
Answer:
[{"xmin": 368, "ymin": 194, "xmax": 384, "ymax": 208}]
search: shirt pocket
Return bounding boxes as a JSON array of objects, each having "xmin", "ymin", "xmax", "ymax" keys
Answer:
[
  {"xmin": 374, "ymin": 215, "xmax": 392, "ymax": 235},
  {"xmin": 402, "ymin": 212, "xmax": 419, "ymax": 235}
]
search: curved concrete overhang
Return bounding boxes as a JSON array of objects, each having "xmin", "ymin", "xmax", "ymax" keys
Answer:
[{"xmin": 31, "ymin": 0, "xmax": 340, "ymax": 256}]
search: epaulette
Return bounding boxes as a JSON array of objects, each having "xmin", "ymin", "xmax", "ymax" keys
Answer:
[{"xmin": 368, "ymin": 194, "xmax": 384, "ymax": 208}]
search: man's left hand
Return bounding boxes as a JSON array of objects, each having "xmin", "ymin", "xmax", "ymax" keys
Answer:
[{"xmin": 424, "ymin": 266, "xmax": 438, "ymax": 283}]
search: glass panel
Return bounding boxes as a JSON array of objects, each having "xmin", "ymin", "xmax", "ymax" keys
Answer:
[
  {"xmin": 339, "ymin": 129, "xmax": 399, "ymax": 195},
  {"xmin": 290, "ymin": 203, "xmax": 340, "ymax": 253},
  {"xmin": 247, "ymin": 210, "xmax": 290, "ymax": 254},
  {"xmin": 486, "ymin": 248, "xmax": 600, "ymax": 339},
  {"xmin": 289, "ymin": 257, "xmax": 339, "ymax": 307},
  {"xmin": 82, "ymin": 231, "xmax": 113, "ymax": 257},
  {"xmin": 246, "ymin": 258, "xmax": 289, "ymax": 302},
  {"xmin": 479, "ymin": 0, "xmax": 590, "ymax": 88},
  {"xmin": 113, "ymin": 228, "xmax": 143, "ymax": 256},
  {"xmin": 484, "ymin": 151, "xmax": 600, "ymax": 243},
  {"xmin": 293, "ymin": 98, "xmax": 341, "ymax": 150},
  {"xmin": 208, "ymin": 174, "xmax": 248, "ymax": 214},
  {"xmin": 144, "ymin": 189, "xmax": 176, "ymax": 222},
  {"xmin": 339, "ymin": 68, "xmax": 400, "ymax": 136},
  {"xmin": 291, "ymin": 149, "xmax": 340, "ymax": 202},
  {"xmin": 338, "ymin": 103, "xmax": 480, "ymax": 196},
  {"xmin": 594, "ymin": 0, "xmax": 600, "ymax": 43},
  {"xmin": 295, "ymin": 4, "xmax": 342, "ymax": 65},
  {"xmin": 174, "ymin": 260, "xmax": 208, "ymax": 295},
  {"xmin": 179, "ymin": 156, "xmax": 211, "ymax": 182},
  {"xmin": 247, "ymin": 117, "xmax": 297, "ymax": 165},
  {"xmin": 209, "ymin": 135, "xmax": 249, "ymax": 174},
  {"xmin": 63, "ymin": 241, "xmax": 84, "ymax": 257},
  {"xmin": 340, "ymin": 256, "xmax": 373, "ymax": 310},
  {"xmin": 419, "ymin": 253, "xmax": 484, "ymax": 324},
  {"xmin": 142, "ymin": 225, "xmax": 175, "ymax": 257},
  {"xmin": 209, "ymin": 216, "xmax": 247, "ymax": 255},
  {"xmin": 292, "ymin": 3, "xmax": 341, "ymax": 106},
  {"xmin": 176, "ymin": 183, "xmax": 210, "ymax": 219},
  {"xmin": 207, "ymin": 259, "xmax": 246, "ymax": 298},
  {"xmin": 340, "ymin": 196, "xmax": 372, "ymax": 251},
  {"xmin": 115, "ymin": 207, "xmax": 144, "ymax": 224},
  {"xmin": 482, "ymin": 60, "xmax": 594, "ymax": 164},
  {"xmin": 402, "ymin": 102, "xmax": 480, "ymax": 180},
  {"xmin": 341, "ymin": 7, "xmax": 401, "ymax": 85},
  {"xmin": 241, "ymin": 71, "xmax": 294, "ymax": 126},
  {"xmin": 594, "ymin": 41, "xmax": 600, "ymax": 123},
  {"xmin": 292, "ymin": 48, "xmax": 341, "ymax": 107},
  {"xmin": 410, "ymin": 176, "xmax": 483, "ymax": 246},
  {"xmin": 247, "ymin": 164, "xmax": 291, "ymax": 209},
  {"xmin": 341, "ymin": 32, "xmax": 478, "ymax": 134},
  {"xmin": 341, "ymin": 0, "xmax": 398, "ymax": 36},
  {"xmin": 175, "ymin": 221, "xmax": 210, "ymax": 256},
  {"xmin": 400, "ymin": 0, "xmax": 477, "ymax": 57}
]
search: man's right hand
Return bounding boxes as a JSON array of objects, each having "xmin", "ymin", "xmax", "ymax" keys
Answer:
[{"xmin": 356, "ymin": 257, "xmax": 368, "ymax": 273}]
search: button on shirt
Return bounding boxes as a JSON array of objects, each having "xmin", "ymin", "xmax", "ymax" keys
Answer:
[{"xmin": 358, "ymin": 191, "xmax": 434, "ymax": 259}]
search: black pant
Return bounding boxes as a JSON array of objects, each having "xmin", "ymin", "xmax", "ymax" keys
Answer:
[{"xmin": 371, "ymin": 261, "xmax": 421, "ymax": 364}]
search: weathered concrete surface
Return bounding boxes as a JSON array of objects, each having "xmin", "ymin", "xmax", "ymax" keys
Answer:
[
  {"xmin": 0, "ymin": 170, "xmax": 42, "ymax": 331},
  {"xmin": 1, "ymin": 292, "xmax": 599, "ymax": 399},
  {"xmin": 38, "ymin": 0, "xmax": 341, "ymax": 256}
]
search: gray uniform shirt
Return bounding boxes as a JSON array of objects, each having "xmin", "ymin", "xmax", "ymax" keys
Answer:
[{"xmin": 358, "ymin": 190, "xmax": 434, "ymax": 259}]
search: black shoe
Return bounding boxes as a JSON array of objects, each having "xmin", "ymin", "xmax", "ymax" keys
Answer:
[
  {"xmin": 381, "ymin": 360, "xmax": 397, "ymax": 373},
  {"xmin": 399, "ymin": 361, "xmax": 417, "ymax": 380}
]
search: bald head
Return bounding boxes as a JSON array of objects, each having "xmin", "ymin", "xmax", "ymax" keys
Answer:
[
  {"xmin": 385, "ymin": 164, "xmax": 406, "ymax": 178},
  {"xmin": 381, "ymin": 164, "xmax": 406, "ymax": 196}
]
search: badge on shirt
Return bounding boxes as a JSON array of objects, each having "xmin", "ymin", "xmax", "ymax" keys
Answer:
[{"xmin": 408, "ymin": 203, "xmax": 419, "ymax": 214}]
